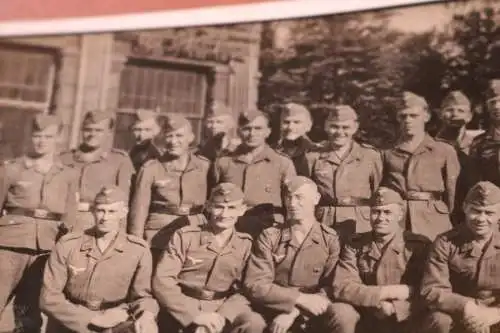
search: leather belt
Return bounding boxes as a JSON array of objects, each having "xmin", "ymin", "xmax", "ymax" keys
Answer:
[
  {"xmin": 74, "ymin": 298, "xmax": 125, "ymax": 311},
  {"xmin": 319, "ymin": 197, "xmax": 371, "ymax": 207},
  {"xmin": 5, "ymin": 207, "xmax": 62, "ymax": 221},
  {"xmin": 297, "ymin": 286, "xmax": 321, "ymax": 294},
  {"xmin": 404, "ymin": 191, "xmax": 442, "ymax": 201},
  {"xmin": 78, "ymin": 202, "xmax": 92, "ymax": 212},
  {"xmin": 150, "ymin": 203, "xmax": 203, "ymax": 216},
  {"xmin": 180, "ymin": 285, "xmax": 232, "ymax": 301}
]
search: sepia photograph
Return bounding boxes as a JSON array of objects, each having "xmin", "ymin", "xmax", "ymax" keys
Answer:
[{"xmin": 0, "ymin": 0, "xmax": 499, "ymax": 332}]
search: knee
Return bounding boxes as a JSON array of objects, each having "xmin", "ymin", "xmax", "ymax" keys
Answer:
[
  {"xmin": 326, "ymin": 302, "xmax": 360, "ymax": 333},
  {"xmin": 421, "ymin": 311, "xmax": 453, "ymax": 333},
  {"xmin": 230, "ymin": 311, "xmax": 267, "ymax": 333}
]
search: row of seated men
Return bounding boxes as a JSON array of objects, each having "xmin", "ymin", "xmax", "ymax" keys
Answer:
[{"xmin": 0, "ymin": 78, "xmax": 499, "ymax": 332}]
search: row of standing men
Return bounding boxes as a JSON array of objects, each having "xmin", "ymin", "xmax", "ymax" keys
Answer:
[{"xmin": 0, "ymin": 78, "xmax": 500, "ymax": 332}]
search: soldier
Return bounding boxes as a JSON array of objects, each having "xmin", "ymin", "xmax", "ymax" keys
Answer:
[
  {"xmin": 211, "ymin": 109, "xmax": 296, "ymax": 237},
  {"xmin": 60, "ymin": 110, "xmax": 135, "ymax": 232},
  {"xmin": 129, "ymin": 114, "xmax": 210, "ymax": 259},
  {"xmin": 329, "ymin": 187, "xmax": 431, "ymax": 333},
  {"xmin": 40, "ymin": 186, "xmax": 158, "ymax": 333},
  {"xmin": 305, "ymin": 104, "xmax": 383, "ymax": 242},
  {"xmin": 436, "ymin": 90, "xmax": 482, "ymax": 225},
  {"xmin": 197, "ymin": 102, "xmax": 240, "ymax": 161},
  {"xmin": 152, "ymin": 182, "xmax": 253, "ymax": 333},
  {"xmin": 273, "ymin": 102, "xmax": 319, "ymax": 176},
  {"xmin": 420, "ymin": 181, "xmax": 500, "ymax": 333},
  {"xmin": 381, "ymin": 91, "xmax": 460, "ymax": 241},
  {"xmin": 470, "ymin": 79, "xmax": 500, "ymax": 187},
  {"xmin": 0, "ymin": 115, "xmax": 78, "ymax": 333},
  {"xmin": 233, "ymin": 176, "xmax": 340, "ymax": 333},
  {"xmin": 128, "ymin": 109, "xmax": 162, "ymax": 172}
]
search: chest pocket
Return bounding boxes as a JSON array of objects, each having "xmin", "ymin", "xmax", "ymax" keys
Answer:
[
  {"xmin": 449, "ymin": 254, "xmax": 478, "ymax": 282},
  {"xmin": 312, "ymin": 160, "xmax": 333, "ymax": 185},
  {"xmin": 10, "ymin": 180, "xmax": 33, "ymax": 197}
]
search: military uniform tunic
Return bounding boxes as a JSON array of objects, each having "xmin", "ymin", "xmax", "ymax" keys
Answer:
[
  {"xmin": 197, "ymin": 133, "xmax": 240, "ymax": 162},
  {"xmin": 274, "ymin": 136, "xmax": 319, "ymax": 177},
  {"xmin": 469, "ymin": 129, "xmax": 500, "ymax": 188},
  {"xmin": 152, "ymin": 225, "xmax": 253, "ymax": 329},
  {"xmin": 128, "ymin": 153, "xmax": 210, "ymax": 249},
  {"xmin": 129, "ymin": 140, "xmax": 162, "ymax": 172},
  {"xmin": 331, "ymin": 231, "xmax": 430, "ymax": 333},
  {"xmin": 211, "ymin": 145, "xmax": 296, "ymax": 236},
  {"xmin": 305, "ymin": 142, "xmax": 383, "ymax": 240},
  {"xmin": 40, "ymin": 230, "xmax": 158, "ymax": 333},
  {"xmin": 60, "ymin": 148, "xmax": 135, "ymax": 232},
  {"xmin": 381, "ymin": 135, "xmax": 460, "ymax": 240}
]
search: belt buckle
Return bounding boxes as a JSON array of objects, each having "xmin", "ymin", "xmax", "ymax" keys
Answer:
[
  {"xmin": 200, "ymin": 290, "xmax": 215, "ymax": 300},
  {"xmin": 33, "ymin": 209, "xmax": 48, "ymax": 218},
  {"xmin": 78, "ymin": 202, "xmax": 90, "ymax": 212},
  {"xmin": 86, "ymin": 299, "xmax": 102, "ymax": 311},
  {"xmin": 178, "ymin": 205, "xmax": 191, "ymax": 215},
  {"xmin": 337, "ymin": 197, "xmax": 352, "ymax": 205}
]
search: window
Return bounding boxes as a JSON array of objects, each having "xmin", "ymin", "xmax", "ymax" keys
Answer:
[
  {"xmin": 114, "ymin": 59, "xmax": 208, "ymax": 150},
  {"xmin": 0, "ymin": 44, "xmax": 57, "ymax": 161},
  {"xmin": 0, "ymin": 45, "xmax": 56, "ymax": 112}
]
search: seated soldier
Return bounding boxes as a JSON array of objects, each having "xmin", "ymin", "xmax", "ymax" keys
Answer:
[
  {"xmin": 421, "ymin": 181, "xmax": 500, "ymax": 333},
  {"xmin": 232, "ymin": 176, "xmax": 340, "ymax": 333},
  {"xmin": 40, "ymin": 186, "xmax": 158, "ymax": 333},
  {"xmin": 152, "ymin": 183, "xmax": 254, "ymax": 333},
  {"xmin": 330, "ymin": 187, "xmax": 430, "ymax": 333}
]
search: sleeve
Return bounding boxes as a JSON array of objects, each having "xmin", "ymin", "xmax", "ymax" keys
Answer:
[
  {"xmin": 318, "ymin": 233, "xmax": 341, "ymax": 297},
  {"xmin": 243, "ymin": 230, "xmax": 300, "ymax": 313},
  {"xmin": 128, "ymin": 247, "xmax": 159, "ymax": 316},
  {"xmin": 281, "ymin": 157, "xmax": 297, "ymax": 183},
  {"xmin": 217, "ymin": 241, "xmax": 252, "ymax": 323},
  {"xmin": 117, "ymin": 156, "xmax": 135, "ymax": 203},
  {"xmin": 392, "ymin": 300, "xmax": 412, "ymax": 322},
  {"xmin": 303, "ymin": 153, "xmax": 315, "ymax": 179},
  {"xmin": 0, "ymin": 164, "xmax": 10, "ymax": 210},
  {"xmin": 40, "ymin": 241, "xmax": 96, "ymax": 332},
  {"xmin": 62, "ymin": 170, "xmax": 78, "ymax": 231},
  {"xmin": 420, "ymin": 236, "xmax": 471, "ymax": 315},
  {"xmin": 152, "ymin": 232, "xmax": 201, "ymax": 327},
  {"xmin": 370, "ymin": 150, "xmax": 384, "ymax": 193},
  {"xmin": 128, "ymin": 165, "xmax": 153, "ymax": 238},
  {"xmin": 443, "ymin": 146, "xmax": 460, "ymax": 212},
  {"xmin": 332, "ymin": 244, "xmax": 385, "ymax": 307}
]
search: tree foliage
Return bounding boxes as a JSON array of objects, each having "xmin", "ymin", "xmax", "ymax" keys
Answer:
[{"xmin": 258, "ymin": 3, "xmax": 500, "ymax": 148}]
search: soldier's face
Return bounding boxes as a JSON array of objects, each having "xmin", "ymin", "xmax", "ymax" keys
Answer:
[
  {"xmin": 238, "ymin": 116, "xmax": 271, "ymax": 148},
  {"xmin": 281, "ymin": 114, "xmax": 311, "ymax": 141},
  {"xmin": 370, "ymin": 203, "xmax": 404, "ymax": 236},
  {"xmin": 93, "ymin": 201, "xmax": 128, "ymax": 234},
  {"xmin": 397, "ymin": 108, "xmax": 429, "ymax": 136},
  {"xmin": 464, "ymin": 204, "xmax": 500, "ymax": 238},
  {"xmin": 285, "ymin": 184, "xmax": 320, "ymax": 221},
  {"xmin": 31, "ymin": 124, "xmax": 60, "ymax": 155},
  {"xmin": 324, "ymin": 120, "xmax": 358, "ymax": 147},
  {"xmin": 163, "ymin": 126, "xmax": 194, "ymax": 156},
  {"xmin": 205, "ymin": 115, "xmax": 233, "ymax": 136},
  {"xmin": 208, "ymin": 199, "xmax": 246, "ymax": 230},
  {"xmin": 441, "ymin": 106, "xmax": 472, "ymax": 127},
  {"xmin": 81, "ymin": 120, "xmax": 111, "ymax": 148},
  {"xmin": 487, "ymin": 98, "xmax": 500, "ymax": 122},
  {"xmin": 131, "ymin": 119, "xmax": 160, "ymax": 144}
]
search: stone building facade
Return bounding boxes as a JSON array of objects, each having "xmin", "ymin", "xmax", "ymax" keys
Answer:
[{"xmin": 0, "ymin": 23, "xmax": 262, "ymax": 160}]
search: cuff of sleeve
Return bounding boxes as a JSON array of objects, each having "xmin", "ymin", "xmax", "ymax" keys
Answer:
[{"xmin": 392, "ymin": 300, "xmax": 411, "ymax": 322}]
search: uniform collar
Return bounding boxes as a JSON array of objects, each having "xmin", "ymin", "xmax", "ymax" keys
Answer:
[
  {"xmin": 319, "ymin": 141, "xmax": 362, "ymax": 164},
  {"xmin": 275, "ymin": 136, "xmax": 312, "ymax": 158},
  {"xmin": 200, "ymin": 225, "xmax": 238, "ymax": 255},
  {"xmin": 80, "ymin": 228, "xmax": 126, "ymax": 258},
  {"xmin": 280, "ymin": 221, "xmax": 322, "ymax": 247},
  {"xmin": 160, "ymin": 152, "xmax": 203, "ymax": 172},
  {"xmin": 23, "ymin": 155, "xmax": 64, "ymax": 171},
  {"xmin": 74, "ymin": 146, "xmax": 109, "ymax": 162},
  {"xmin": 234, "ymin": 144, "xmax": 274, "ymax": 164},
  {"xmin": 395, "ymin": 133, "xmax": 435, "ymax": 155}
]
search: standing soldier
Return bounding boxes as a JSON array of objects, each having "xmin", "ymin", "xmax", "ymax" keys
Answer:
[
  {"xmin": 420, "ymin": 181, "xmax": 500, "ymax": 333},
  {"xmin": 0, "ymin": 115, "xmax": 78, "ymax": 333},
  {"xmin": 381, "ymin": 91, "xmax": 460, "ymax": 241},
  {"xmin": 470, "ymin": 79, "xmax": 500, "ymax": 187},
  {"xmin": 129, "ymin": 114, "xmax": 210, "ymax": 259},
  {"xmin": 60, "ymin": 110, "xmax": 135, "ymax": 232},
  {"xmin": 197, "ymin": 102, "xmax": 240, "ymax": 161},
  {"xmin": 329, "ymin": 187, "xmax": 430, "ymax": 333},
  {"xmin": 274, "ymin": 102, "xmax": 319, "ymax": 176},
  {"xmin": 40, "ymin": 186, "xmax": 158, "ymax": 333},
  {"xmin": 233, "ymin": 176, "xmax": 340, "ymax": 333},
  {"xmin": 152, "ymin": 183, "xmax": 254, "ymax": 333},
  {"xmin": 305, "ymin": 104, "xmax": 383, "ymax": 242},
  {"xmin": 211, "ymin": 109, "xmax": 296, "ymax": 237},
  {"xmin": 128, "ymin": 109, "xmax": 162, "ymax": 172},
  {"xmin": 436, "ymin": 90, "xmax": 482, "ymax": 224}
]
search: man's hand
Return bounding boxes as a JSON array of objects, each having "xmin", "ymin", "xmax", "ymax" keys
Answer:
[
  {"xmin": 90, "ymin": 307, "xmax": 129, "ymax": 328},
  {"xmin": 134, "ymin": 311, "xmax": 158, "ymax": 333},
  {"xmin": 380, "ymin": 285, "xmax": 413, "ymax": 301},
  {"xmin": 296, "ymin": 294, "xmax": 330, "ymax": 316},
  {"xmin": 374, "ymin": 301, "xmax": 395, "ymax": 319},
  {"xmin": 270, "ymin": 309, "xmax": 301, "ymax": 333},
  {"xmin": 192, "ymin": 312, "xmax": 226, "ymax": 333},
  {"xmin": 463, "ymin": 301, "xmax": 490, "ymax": 333}
]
